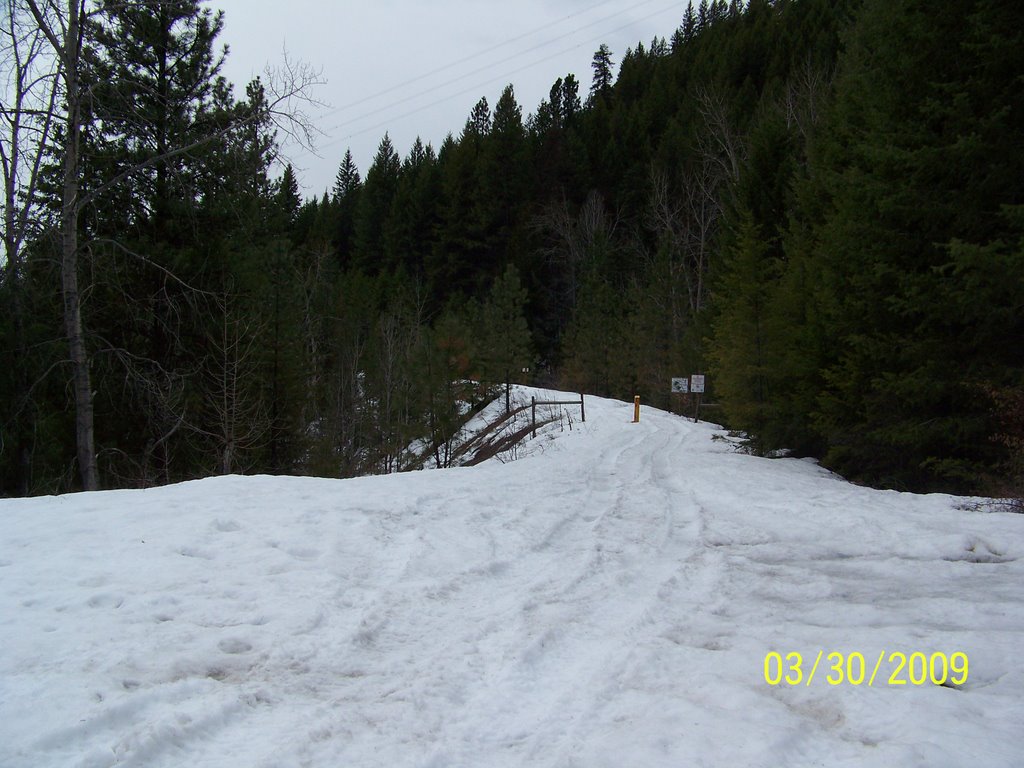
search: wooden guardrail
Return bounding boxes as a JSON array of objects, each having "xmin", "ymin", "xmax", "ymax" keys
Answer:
[{"xmin": 531, "ymin": 394, "xmax": 585, "ymax": 438}]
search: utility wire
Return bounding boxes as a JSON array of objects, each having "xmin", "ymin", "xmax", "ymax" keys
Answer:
[
  {"xmin": 323, "ymin": 0, "xmax": 623, "ymax": 117},
  {"xmin": 303, "ymin": 1, "xmax": 682, "ymax": 157},
  {"xmin": 320, "ymin": 0, "xmax": 666, "ymax": 125}
]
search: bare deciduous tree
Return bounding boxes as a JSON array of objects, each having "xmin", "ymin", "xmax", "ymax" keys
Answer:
[
  {"xmin": 373, "ymin": 292, "xmax": 426, "ymax": 474},
  {"xmin": 534, "ymin": 190, "xmax": 620, "ymax": 313},
  {"xmin": 197, "ymin": 293, "xmax": 269, "ymax": 476},
  {"xmin": 694, "ymin": 84, "xmax": 746, "ymax": 183},
  {"xmin": 783, "ymin": 56, "xmax": 834, "ymax": 145},
  {"xmin": 647, "ymin": 160, "xmax": 723, "ymax": 322},
  {"xmin": 24, "ymin": 0, "xmax": 98, "ymax": 489},
  {"xmin": 94, "ymin": 342, "xmax": 189, "ymax": 487},
  {"xmin": 1, "ymin": 0, "xmax": 62, "ymax": 493},
  {"xmin": 640, "ymin": 83, "xmax": 747, "ymax": 326},
  {"xmin": 1, "ymin": 0, "xmax": 59, "ymax": 276}
]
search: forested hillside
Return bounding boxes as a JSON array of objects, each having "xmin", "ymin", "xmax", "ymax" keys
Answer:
[{"xmin": 2, "ymin": 0, "xmax": 1021, "ymax": 497}]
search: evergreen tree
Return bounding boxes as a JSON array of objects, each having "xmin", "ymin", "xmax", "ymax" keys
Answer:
[
  {"xmin": 480, "ymin": 264, "xmax": 533, "ymax": 412},
  {"xmin": 589, "ymin": 44, "xmax": 615, "ymax": 104},
  {"xmin": 331, "ymin": 148, "xmax": 362, "ymax": 265},
  {"xmin": 697, "ymin": 0, "xmax": 710, "ymax": 32},
  {"xmin": 333, "ymin": 148, "xmax": 361, "ymax": 202},
  {"xmin": 420, "ymin": 309, "xmax": 479, "ymax": 468},
  {"xmin": 708, "ymin": 212, "xmax": 776, "ymax": 450},
  {"xmin": 354, "ymin": 133, "xmax": 401, "ymax": 273},
  {"xmin": 784, "ymin": 0, "xmax": 1024, "ymax": 490},
  {"xmin": 529, "ymin": 75, "xmax": 582, "ymax": 204},
  {"xmin": 384, "ymin": 137, "xmax": 440, "ymax": 279},
  {"xmin": 88, "ymin": 0, "xmax": 228, "ymax": 240},
  {"xmin": 277, "ymin": 164, "xmax": 301, "ymax": 226},
  {"xmin": 682, "ymin": 5, "xmax": 698, "ymax": 43},
  {"xmin": 433, "ymin": 100, "xmax": 493, "ymax": 298},
  {"xmin": 559, "ymin": 275, "xmax": 622, "ymax": 398},
  {"xmin": 75, "ymin": 0, "xmax": 237, "ymax": 486},
  {"xmin": 478, "ymin": 85, "xmax": 528, "ymax": 272},
  {"xmin": 465, "ymin": 97, "xmax": 491, "ymax": 138}
]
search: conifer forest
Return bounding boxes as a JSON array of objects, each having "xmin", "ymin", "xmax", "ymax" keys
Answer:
[{"xmin": 1, "ymin": 0, "xmax": 1022, "ymax": 498}]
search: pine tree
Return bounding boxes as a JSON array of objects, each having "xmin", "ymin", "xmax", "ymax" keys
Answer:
[
  {"xmin": 277, "ymin": 165, "xmax": 301, "ymax": 226},
  {"xmin": 70, "ymin": 0, "xmax": 238, "ymax": 486},
  {"xmin": 697, "ymin": 0, "xmax": 710, "ymax": 32},
  {"xmin": 589, "ymin": 44, "xmax": 615, "ymax": 104},
  {"xmin": 465, "ymin": 97, "xmax": 491, "ymax": 138},
  {"xmin": 330, "ymin": 149, "xmax": 362, "ymax": 265},
  {"xmin": 420, "ymin": 309, "xmax": 478, "ymax": 467},
  {"xmin": 88, "ymin": 0, "xmax": 228, "ymax": 240},
  {"xmin": 559, "ymin": 275, "xmax": 622, "ymax": 398},
  {"xmin": 480, "ymin": 264, "xmax": 533, "ymax": 412},
  {"xmin": 529, "ymin": 75, "xmax": 582, "ymax": 205},
  {"xmin": 434, "ymin": 101, "xmax": 492, "ymax": 297},
  {"xmin": 354, "ymin": 133, "xmax": 401, "ymax": 273},
  {"xmin": 478, "ymin": 85, "xmax": 528, "ymax": 273},
  {"xmin": 384, "ymin": 137, "xmax": 440, "ymax": 279},
  {"xmin": 708, "ymin": 212, "xmax": 776, "ymax": 450},
  {"xmin": 682, "ymin": 5, "xmax": 698, "ymax": 42},
  {"xmin": 789, "ymin": 0, "xmax": 1024, "ymax": 491},
  {"xmin": 333, "ymin": 149, "xmax": 361, "ymax": 202}
]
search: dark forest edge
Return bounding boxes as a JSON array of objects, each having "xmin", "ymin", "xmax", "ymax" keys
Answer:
[{"xmin": 1, "ymin": 0, "xmax": 1021, "ymax": 501}]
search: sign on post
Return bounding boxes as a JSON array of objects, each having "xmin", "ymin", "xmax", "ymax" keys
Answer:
[
  {"xmin": 691, "ymin": 374, "xmax": 706, "ymax": 422},
  {"xmin": 671, "ymin": 377, "xmax": 689, "ymax": 394}
]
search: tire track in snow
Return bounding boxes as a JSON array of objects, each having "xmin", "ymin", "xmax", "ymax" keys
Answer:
[
  {"xmin": 418, "ymin": 415, "xmax": 718, "ymax": 765},
  {"xmin": 281, "ymin": 416, "xmax": 673, "ymax": 764}
]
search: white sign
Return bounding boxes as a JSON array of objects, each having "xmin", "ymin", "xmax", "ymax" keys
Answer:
[
  {"xmin": 691, "ymin": 375, "xmax": 706, "ymax": 394},
  {"xmin": 671, "ymin": 378, "xmax": 689, "ymax": 394}
]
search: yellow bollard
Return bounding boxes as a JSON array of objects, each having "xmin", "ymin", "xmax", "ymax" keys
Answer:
[{"xmin": 633, "ymin": 395, "xmax": 641, "ymax": 423}]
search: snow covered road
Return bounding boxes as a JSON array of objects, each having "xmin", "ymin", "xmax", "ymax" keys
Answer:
[{"xmin": 2, "ymin": 390, "xmax": 1023, "ymax": 767}]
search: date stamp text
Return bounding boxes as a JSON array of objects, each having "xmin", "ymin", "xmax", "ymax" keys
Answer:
[{"xmin": 763, "ymin": 651, "xmax": 968, "ymax": 687}]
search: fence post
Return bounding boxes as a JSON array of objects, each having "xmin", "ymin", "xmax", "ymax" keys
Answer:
[
  {"xmin": 633, "ymin": 395, "xmax": 641, "ymax": 423},
  {"xmin": 532, "ymin": 396, "xmax": 537, "ymax": 438},
  {"xmin": 580, "ymin": 394, "xmax": 585, "ymax": 423}
]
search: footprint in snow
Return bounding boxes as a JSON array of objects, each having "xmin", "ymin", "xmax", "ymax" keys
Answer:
[
  {"xmin": 286, "ymin": 547, "xmax": 321, "ymax": 561},
  {"xmin": 177, "ymin": 546, "xmax": 215, "ymax": 560},
  {"xmin": 218, "ymin": 638, "xmax": 253, "ymax": 654},
  {"xmin": 87, "ymin": 594, "xmax": 124, "ymax": 609}
]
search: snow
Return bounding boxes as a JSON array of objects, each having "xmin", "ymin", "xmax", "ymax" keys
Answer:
[{"xmin": 2, "ymin": 388, "xmax": 1023, "ymax": 767}]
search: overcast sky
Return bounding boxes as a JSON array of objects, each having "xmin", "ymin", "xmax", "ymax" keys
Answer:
[{"xmin": 208, "ymin": 0, "xmax": 690, "ymax": 196}]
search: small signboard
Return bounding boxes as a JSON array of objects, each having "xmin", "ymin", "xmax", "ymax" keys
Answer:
[
  {"xmin": 691, "ymin": 375, "xmax": 706, "ymax": 394},
  {"xmin": 671, "ymin": 377, "xmax": 689, "ymax": 394}
]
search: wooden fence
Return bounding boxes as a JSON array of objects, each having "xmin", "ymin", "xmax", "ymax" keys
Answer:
[{"xmin": 531, "ymin": 394, "xmax": 586, "ymax": 438}]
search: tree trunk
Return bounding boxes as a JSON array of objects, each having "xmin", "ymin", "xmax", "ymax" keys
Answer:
[{"xmin": 60, "ymin": 2, "xmax": 98, "ymax": 491}]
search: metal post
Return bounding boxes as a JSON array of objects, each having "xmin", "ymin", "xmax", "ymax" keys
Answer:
[
  {"xmin": 580, "ymin": 394, "xmax": 585, "ymax": 423},
  {"xmin": 532, "ymin": 397, "xmax": 537, "ymax": 438}
]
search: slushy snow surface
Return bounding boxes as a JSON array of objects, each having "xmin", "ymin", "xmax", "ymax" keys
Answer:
[{"xmin": 2, "ymin": 389, "xmax": 1023, "ymax": 767}]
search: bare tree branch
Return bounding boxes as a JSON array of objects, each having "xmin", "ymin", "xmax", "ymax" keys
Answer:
[{"xmin": 694, "ymin": 83, "xmax": 746, "ymax": 183}]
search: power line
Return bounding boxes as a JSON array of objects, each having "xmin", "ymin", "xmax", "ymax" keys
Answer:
[
  {"xmin": 320, "ymin": 0, "xmax": 667, "ymax": 126},
  {"xmin": 304, "ymin": 1, "xmax": 682, "ymax": 158},
  {"xmin": 322, "ymin": 0, "xmax": 624, "ymax": 118}
]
